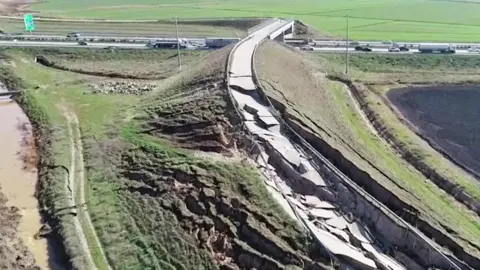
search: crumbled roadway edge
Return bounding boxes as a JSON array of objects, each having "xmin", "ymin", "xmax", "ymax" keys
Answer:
[{"xmin": 61, "ymin": 105, "xmax": 111, "ymax": 270}]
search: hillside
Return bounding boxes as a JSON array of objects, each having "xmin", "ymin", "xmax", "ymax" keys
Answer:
[
  {"xmin": 255, "ymin": 40, "xmax": 480, "ymax": 269},
  {"xmin": 0, "ymin": 45, "xmax": 335, "ymax": 269}
]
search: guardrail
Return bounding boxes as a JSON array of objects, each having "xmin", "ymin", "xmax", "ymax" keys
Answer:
[{"xmin": 250, "ymin": 39, "xmax": 463, "ymax": 270}]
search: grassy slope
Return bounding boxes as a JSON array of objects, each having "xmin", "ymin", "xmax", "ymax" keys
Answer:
[
  {"xmin": 29, "ymin": 47, "xmax": 209, "ymax": 79},
  {"xmin": 255, "ymin": 41, "xmax": 480, "ymax": 257},
  {"xmin": 27, "ymin": 0, "xmax": 480, "ymax": 42},
  {"xmin": 2, "ymin": 47, "xmax": 322, "ymax": 269},
  {"xmin": 318, "ymin": 52, "xmax": 480, "ymax": 202}
]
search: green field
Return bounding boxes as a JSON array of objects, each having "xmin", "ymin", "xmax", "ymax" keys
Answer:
[{"xmin": 26, "ymin": 0, "xmax": 480, "ymax": 42}]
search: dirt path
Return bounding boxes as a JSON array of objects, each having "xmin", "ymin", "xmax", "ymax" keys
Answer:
[{"xmin": 61, "ymin": 105, "xmax": 111, "ymax": 270}]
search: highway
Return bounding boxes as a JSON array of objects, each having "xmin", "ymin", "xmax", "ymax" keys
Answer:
[
  {"xmin": 310, "ymin": 47, "xmax": 478, "ymax": 55},
  {"xmin": 0, "ymin": 40, "xmax": 149, "ymax": 49}
]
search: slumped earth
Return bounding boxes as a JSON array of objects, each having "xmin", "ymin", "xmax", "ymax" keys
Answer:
[{"xmin": 387, "ymin": 86, "xmax": 480, "ymax": 179}]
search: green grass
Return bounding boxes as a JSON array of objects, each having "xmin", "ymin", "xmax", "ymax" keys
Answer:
[{"xmin": 23, "ymin": 0, "xmax": 480, "ymax": 42}]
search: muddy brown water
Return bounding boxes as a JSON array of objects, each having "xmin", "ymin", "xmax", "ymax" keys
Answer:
[{"xmin": 0, "ymin": 83, "xmax": 67, "ymax": 269}]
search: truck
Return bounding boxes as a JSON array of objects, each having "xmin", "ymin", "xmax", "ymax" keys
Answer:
[
  {"xmin": 205, "ymin": 38, "xmax": 240, "ymax": 49},
  {"xmin": 418, "ymin": 44, "xmax": 456, "ymax": 54},
  {"xmin": 146, "ymin": 38, "xmax": 188, "ymax": 49}
]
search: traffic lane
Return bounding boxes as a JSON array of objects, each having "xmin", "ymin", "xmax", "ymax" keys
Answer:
[
  {"xmin": 309, "ymin": 47, "xmax": 476, "ymax": 55},
  {"xmin": 230, "ymin": 19, "xmax": 287, "ymax": 77},
  {"xmin": 0, "ymin": 40, "xmax": 148, "ymax": 49}
]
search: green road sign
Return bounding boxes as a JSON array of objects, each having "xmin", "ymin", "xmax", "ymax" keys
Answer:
[{"xmin": 24, "ymin": 14, "xmax": 35, "ymax": 32}]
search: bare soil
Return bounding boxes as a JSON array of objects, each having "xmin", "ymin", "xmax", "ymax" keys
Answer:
[
  {"xmin": 0, "ymin": 0, "xmax": 32, "ymax": 15},
  {"xmin": 387, "ymin": 86, "xmax": 480, "ymax": 180}
]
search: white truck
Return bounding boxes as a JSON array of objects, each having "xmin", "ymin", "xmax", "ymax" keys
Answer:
[{"xmin": 418, "ymin": 44, "xmax": 456, "ymax": 53}]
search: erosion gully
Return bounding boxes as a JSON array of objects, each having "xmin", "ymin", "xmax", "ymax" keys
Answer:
[{"xmin": 0, "ymin": 83, "xmax": 66, "ymax": 269}]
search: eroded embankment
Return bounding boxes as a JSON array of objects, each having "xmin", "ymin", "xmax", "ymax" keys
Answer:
[
  {"xmin": 254, "ymin": 40, "xmax": 480, "ymax": 270},
  {"xmin": 336, "ymin": 78, "xmax": 480, "ymax": 217},
  {"xmin": 1, "ymin": 67, "xmax": 79, "ymax": 269}
]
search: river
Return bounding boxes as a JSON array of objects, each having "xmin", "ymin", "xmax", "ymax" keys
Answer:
[{"xmin": 0, "ymin": 82, "xmax": 65, "ymax": 269}]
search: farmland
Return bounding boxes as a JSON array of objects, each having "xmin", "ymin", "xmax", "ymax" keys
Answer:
[
  {"xmin": 7, "ymin": 0, "xmax": 480, "ymax": 41},
  {"xmin": 388, "ymin": 85, "xmax": 480, "ymax": 179},
  {"xmin": 0, "ymin": 47, "xmax": 334, "ymax": 269},
  {"xmin": 255, "ymin": 41, "xmax": 480, "ymax": 269}
]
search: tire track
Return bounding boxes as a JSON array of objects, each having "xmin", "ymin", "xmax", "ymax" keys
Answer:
[{"xmin": 61, "ymin": 105, "xmax": 111, "ymax": 270}]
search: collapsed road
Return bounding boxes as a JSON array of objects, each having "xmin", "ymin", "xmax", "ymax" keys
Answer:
[{"xmin": 227, "ymin": 19, "xmax": 465, "ymax": 270}]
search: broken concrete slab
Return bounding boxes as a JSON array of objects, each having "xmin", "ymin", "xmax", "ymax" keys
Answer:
[
  {"xmin": 304, "ymin": 219, "xmax": 378, "ymax": 270},
  {"xmin": 298, "ymin": 159, "xmax": 315, "ymax": 174},
  {"xmin": 268, "ymin": 124, "xmax": 281, "ymax": 133},
  {"xmin": 362, "ymin": 242, "xmax": 407, "ymax": 270},
  {"xmin": 229, "ymin": 77, "xmax": 256, "ymax": 91},
  {"xmin": 258, "ymin": 116, "xmax": 280, "ymax": 127},
  {"xmin": 348, "ymin": 221, "xmax": 374, "ymax": 244},
  {"xmin": 302, "ymin": 196, "xmax": 335, "ymax": 209},
  {"xmin": 241, "ymin": 110, "xmax": 255, "ymax": 121},
  {"xmin": 301, "ymin": 170, "xmax": 326, "ymax": 187},
  {"xmin": 325, "ymin": 224, "xmax": 350, "ymax": 243},
  {"xmin": 326, "ymin": 215, "xmax": 349, "ymax": 230},
  {"xmin": 308, "ymin": 208, "xmax": 337, "ymax": 219}
]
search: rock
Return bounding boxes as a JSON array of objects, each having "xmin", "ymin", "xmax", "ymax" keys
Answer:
[{"xmin": 85, "ymin": 80, "xmax": 155, "ymax": 95}]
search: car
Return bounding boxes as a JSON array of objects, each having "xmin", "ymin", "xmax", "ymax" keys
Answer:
[
  {"xmin": 354, "ymin": 46, "xmax": 364, "ymax": 51},
  {"xmin": 399, "ymin": 46, "xmax": 410, "ymax": 51},
  {"xmin": 468, "ymin": 47, "xmax": 479, "ymax": 52},
  {"xmin": 388, "ymin": 47, "xmax": 400, "ymax": 52},
  {"xmin": 362, "ymin": 47, "xmax": 372, "ymax": 52},
  {"xmin": 67, "ymin": 32, "xmax": 80, "ymax": 38},
  {"xmin": 77, "ymin": 41, "xmax": 88, "ymax": 46},
  {"xmin": 382, "ymin": 40, "xmax": 393, "ymax": 44},
  {"xmin": 300, "ymin": 45, "xmax": 314, "ymax": 51}
]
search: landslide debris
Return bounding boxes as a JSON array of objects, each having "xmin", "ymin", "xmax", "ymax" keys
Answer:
[
  {"xmin": 84, "ymin": 45, "xmax": 334, "ymax": 269},
  {"xmin": 85, "ymin": 81, "xmax": 155, "ymax": 95}
]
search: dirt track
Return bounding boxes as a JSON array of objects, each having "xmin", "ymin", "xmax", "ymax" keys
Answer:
[
  {"xmin": 61, "ymin": 104, "xmax": 110, "ymax": 270},
  {"xmin": 0, "ymin": 0, "xmax": 32, "ymax": 15}
]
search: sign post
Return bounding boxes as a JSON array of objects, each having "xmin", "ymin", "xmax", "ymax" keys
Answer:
[{"xmin": 24, "ymin": 14, "xmax": 35, "ymax": 33}]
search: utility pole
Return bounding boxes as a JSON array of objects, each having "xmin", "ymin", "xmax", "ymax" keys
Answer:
[
  {"xmin": 175, "ymin": 16, "xmax": 181, "ymax": 69},
  {"xmin": 345, "ymin": 15, "xmax": 349, "ymax": 75}
]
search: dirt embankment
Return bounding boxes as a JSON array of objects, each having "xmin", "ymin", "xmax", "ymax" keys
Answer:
[
  {"xmin": 330, "ymin": 75, "xmax": 480, "ymax": 216},
  {"xmin": 254, "ymin": 40, "xmax": 480, "ymax": 270},
  {"xmin": 0, "ymin": 0, "xmax": 33, "ymax": 15},
  {"xmin": 128, "ymin": 47, "xmax": 332, "ymax": 269}
]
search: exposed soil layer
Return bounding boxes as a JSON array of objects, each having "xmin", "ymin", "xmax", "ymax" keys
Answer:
[
  {"xmin": 387, "ymin": 86, "xmax": 480, "ymax": 181},
  {"xmin": 0, "ymin": 191, "xmax": 39, "ymax": 269}
]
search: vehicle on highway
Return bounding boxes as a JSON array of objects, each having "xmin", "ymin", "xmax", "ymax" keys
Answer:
[
  {"xmin": 388, "ymin": 47, "xmax": 400, "ymax": 52},
  {"xmin": 205, "ymin": 38, "xmax": 240, "ymax": 48},
  {"xmin": 418, "ymin": 44, "xmax": 456, "ymax": 53},
  {"xmin": 382, "ymin": 40, "xmax": 393, "ymax": 44},
  {"xmin": 77, "ymin": 41, "xmax": 88, "ymax": 46},
  {"xmin": 399, "ymin": 46, "xmax": 410, "ymax": 51},
  {"xmin": 300, "ymin": 45, "xmax": 314, "ymax": 51},
  {"xmin": 146, "ymin": 39, "xmax": 187, "ymax": 49},
  {"xmin": 354, "ymin": 46, "xmax": 372, "ymax": 52},
  {"xmin": 67, "ymin": 32, "xmax": 80, "ymax": 38},
  {"xmin": 468, "ymin": 46, "xmax": 480, "ymax": 52}
]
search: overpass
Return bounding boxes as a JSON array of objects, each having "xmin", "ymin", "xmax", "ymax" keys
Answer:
[{"xmin": 226, "ymin": 18, "xmax": 464, "ymax": 270}]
